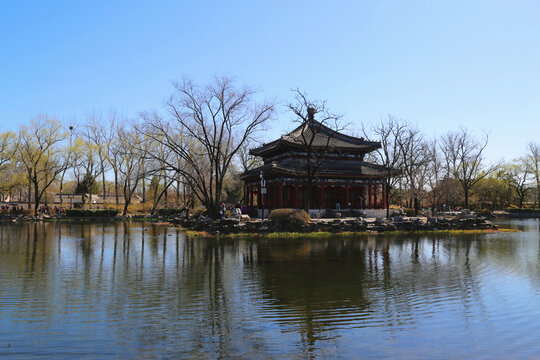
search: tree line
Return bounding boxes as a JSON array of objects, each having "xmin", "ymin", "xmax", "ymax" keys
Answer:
[
  {"xmin": 364, "ymin": 116, "xmax": 540, "ymax": 215},
  {"xmin": 0, "ymin": 77, "xmax": 537, "ymax": 217}
]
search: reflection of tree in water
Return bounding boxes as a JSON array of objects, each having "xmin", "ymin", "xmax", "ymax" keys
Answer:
[
  {"xmin": 252, "ymin": 238, "xmax": 375, "ymax": 350},
  {"xmin": 91, "ymin": 224, "xmax": 251, "ymax": 358},
  {"xmin": 250, "ymin": 234, "xmax": 516, "ymax": 352}
]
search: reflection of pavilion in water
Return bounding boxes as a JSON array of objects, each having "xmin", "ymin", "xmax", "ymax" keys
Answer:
[{"xmin": 243, "ymin": 235, "xmax": 499, "ymax": 349}]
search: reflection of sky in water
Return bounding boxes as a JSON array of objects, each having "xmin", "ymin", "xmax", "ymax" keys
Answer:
[{"xmin": 0, "ymin": 219, "xmax": 540, "ymax": 358}]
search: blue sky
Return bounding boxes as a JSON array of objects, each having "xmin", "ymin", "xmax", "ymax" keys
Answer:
[{"xmin": 1, "ymin": 0, "xmax": 539, "ymax": 162}]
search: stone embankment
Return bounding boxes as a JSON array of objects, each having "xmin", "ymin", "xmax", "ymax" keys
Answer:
[
  {"xmin": 169, "ymin": 215, "xmax": 497, "ymax": 235},
  {"xmin": 0, "ymin": 214, "xmax": 45, "ymax": 222},
  {"xmin": 1, "ymin": 213, "xmax": 498, "ymax": 235}
]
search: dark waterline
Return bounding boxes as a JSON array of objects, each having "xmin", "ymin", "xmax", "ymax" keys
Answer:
[{"xmin": 1, "ymin": 220, "xmax": 540, "ymax": 359}]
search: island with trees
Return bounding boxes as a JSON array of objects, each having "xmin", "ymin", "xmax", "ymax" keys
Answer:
[{"xmin": 0, "ymin": 77, "xmax": 538, "ymax": 234}]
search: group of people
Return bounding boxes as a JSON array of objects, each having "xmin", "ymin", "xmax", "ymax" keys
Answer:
[
  {"xmin": 0, "ymin": 205, "xmax": 25, "ymax": 215},
  {"xmin": 0, "ymin": 204, "xmax": 68, "ymax": 216},
  {"xmin": 219, "ymin": 203, "xmax": 248, "ymax": 219},
  {"xmin": 38, "ymin": 205, "xmax": 66, "ymax": 215}
]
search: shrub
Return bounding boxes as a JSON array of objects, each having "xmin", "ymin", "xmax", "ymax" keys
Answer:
[
  {"xmin": 478, "ymin": 208, "xmax": 493, "ymax": 217},
  {"xmin": 65, "ymin": 209, "xmax": 118, "ymax": 217},
  {"xmin": 269, "ymin": 208, "xmax": 310, "ymax": 231},
  {"xmin": 404, "ymin": 209, "xmax": 416, "ymax": 217}
]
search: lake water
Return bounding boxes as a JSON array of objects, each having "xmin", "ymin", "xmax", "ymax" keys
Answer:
[{"xmin": 1, "ymin": 220, "xmax": 539, "ymax": 359}]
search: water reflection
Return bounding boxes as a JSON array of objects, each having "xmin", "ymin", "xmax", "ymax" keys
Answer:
[{"xmin": 1, "ymin": 220, "xmax": 540, "ymax": 358}]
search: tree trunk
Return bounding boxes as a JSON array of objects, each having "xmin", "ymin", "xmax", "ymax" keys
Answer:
[
  {"xmin": 303, "ymin": 177, "xmax": 314, "ymax": 212},
  {"xmin": 163, "ymin": 173, "xmax": 168, "ymax": 207},
  {"xmin": 59, "ymin": 172, "xmax": 65, "ymax": 204},
  {"xmin": 385, "ymin": 181, "xmax": 391, "ymax": 218},
  {"xmin": 122, "ymin": 186, "xmax": 130, "ymax": 216},
  {"xmin": 142, "ymin": 178, "xmax": 146, "ymax": 203},
  {"xmin": 464, "ymin": 187, "xmax": 469, "ymax": 209},
  {"xmin": 27, "ymin": 180, "xmax": 31, "ymax": 211},
  {"xmin": 33, "ymin": 181, "xmax": 39, "ymax": 216},
  {"xmin": 114, "ymin": 172, "xmax": 119, "ymax": 206},
  {"xmin": 176, "ymin": 176, "xmax": 180, "ymax": 207},
  {"xmin": 102, "ymin": 172, "xmax": 106, "ymax": 203}
]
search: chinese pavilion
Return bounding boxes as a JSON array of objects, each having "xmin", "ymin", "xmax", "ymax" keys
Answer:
[{"xmin": 240, "ymin": 111, "xmax": 398, "ymax": 216}]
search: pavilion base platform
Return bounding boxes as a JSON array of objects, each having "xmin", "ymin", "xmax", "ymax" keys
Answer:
[{"xmin": 255, "ymin": 208, "xmax": 388, "ymax": 219}]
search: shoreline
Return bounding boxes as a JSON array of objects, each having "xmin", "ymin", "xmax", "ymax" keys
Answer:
[
  {"xmin": 179, "ymin": 228, "xmax": 519, "ymax": 239},
  {"xmin": 0, "ymin": 214, "xmax": 522, "ymax": 238}
]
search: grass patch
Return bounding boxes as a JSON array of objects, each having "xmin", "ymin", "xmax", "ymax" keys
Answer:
[
  {"xmin": 180, "ymin": 228, "xmax": 519, "ymax": 239},
  {"xmin": 184, "ymin": 230, "xmax": 212, "ymax": 238}
]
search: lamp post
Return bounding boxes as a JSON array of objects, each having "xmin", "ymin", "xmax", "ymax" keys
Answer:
[{"xmin": 260, "ymin": 171, "xmax": 266, "ymax": 220}]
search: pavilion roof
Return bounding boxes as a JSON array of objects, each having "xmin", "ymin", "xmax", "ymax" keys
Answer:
[{"xmin": 250, "ymin": 120, "xmax": 380, "ymax": 156}]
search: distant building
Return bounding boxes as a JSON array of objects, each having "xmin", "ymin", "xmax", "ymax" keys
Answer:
[
  {"xmin": 54, "ymin": 193, "xmax": 102, "ymax": 207},
  {"xmin": 54, "ymin": 193, "xmax": 142, "ymax": 206}
]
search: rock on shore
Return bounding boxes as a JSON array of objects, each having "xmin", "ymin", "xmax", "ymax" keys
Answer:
[{"xmin": 169, "ymin": 215, "xmax": 497, "ymax": 235}]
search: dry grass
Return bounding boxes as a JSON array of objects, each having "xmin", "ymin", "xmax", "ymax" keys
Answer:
[{"xmin": 182, "ymin": 228, "xmax": 520, "ymax": 239}]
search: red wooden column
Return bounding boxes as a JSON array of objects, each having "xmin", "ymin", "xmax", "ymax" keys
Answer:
[
  {"xmin": 368, "ymin": 183, "xmax": 373, "ymax": 209},
  {"xmin": 278, "ymin": 181, "xmax": 283, "ymax": 208},
  {"xmin": 320, "ymin": 184, "xmax": 325, "ymax": 209},
  {"xmin": 269, "ymin": 182, "xmax": 274, "ymax": 208},
  {"xmin": 382, "ymin": 183, "xmax": 386, "ymax": 209},
  {"xmin": 345, "ymin": 183, "xmax": 349, "ymax": 208},
  {"xmin": 257, "ymin": 184, "xmax": 262, "ymax": 208},
  {"xmin": 374, "ymin": 184, "xmax": 378, "ymax": 208},
  {"xmin": 274, "ymin": 182, "xmax": 278, "ymax": 208},
  {"xmin": 295, "ymin": 183, "xmax": 300, "ymax": 209}
]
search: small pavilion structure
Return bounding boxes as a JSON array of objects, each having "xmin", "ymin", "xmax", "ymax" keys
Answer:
[{"xmin": 240, "ymin": 111, "xmax": 398, "ymax": 217}]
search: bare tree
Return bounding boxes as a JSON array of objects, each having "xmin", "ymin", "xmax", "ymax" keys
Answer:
[
  {"xmin": 397, "ymin": 125, "xmax": 429, "ymax": 214},
  {"xmin": 57, "ymin": 125, "xmax": 76, "ymax": 204},
  {"xmin": 527, "ymin": 142, "xmax": 540, "ymax": 209},
  {"xmin": 424, "ymin": 139, "xmax": 444, "ymax": 213},
  {"xmin": 287, "ymin": 89, "xmax": 346, "ymax": 211},
  {"xmin": 81, "ymin": 111, "xmax": 112, "ymax": 201},
  {"xmin": 0, "ymin": 131, "xmax": 16, "ymax": 172},
  {"xmin": 115, "ymin": 125, "xmax": 148, "ymax": 215},
  {"xmin": 71, "ymin": 135, "xmax": 103, "ymax": 206},
  {"xmin": 139, "ymin": 77, "xmax": 275, "ymax": 218},
  {"xmin": 17, "ymin": 115, "xmax": 68, "ymax": 215},
  {"xmin": 238, "ymin": 138, "xmax": 263, "ymax": 173},
  {"xmin": 364, "ymin": 115, "xmax": 405, "ymax": 217},
  {"xmin": 145, "ymin": 138, "xmax": 177, "ymax": 214},
  {"xmin": 503, "ymin": 158, "xmax": 532, "ymax": 209},
  {"xmin": 0, "ymin": 131, "xmax": 18, "ymax": 199},
  {"xmin": 105, "ymin": 114, "xmax": 122, "ymax": 205},
  {"xmin": 440, "ymin": 128, "xmax": 497, "ymax": 209}
]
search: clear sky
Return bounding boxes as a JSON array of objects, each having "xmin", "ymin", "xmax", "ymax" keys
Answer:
[{"xmin": 1, "ymin": 0, "xmax": 539, "ymax": 162}]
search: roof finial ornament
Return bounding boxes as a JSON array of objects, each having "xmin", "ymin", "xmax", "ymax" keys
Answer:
[{"xmin": 307, "ymin": 107, "xmax": 316, "ymax": 122}]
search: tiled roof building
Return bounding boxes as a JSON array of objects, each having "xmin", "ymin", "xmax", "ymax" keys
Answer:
[{"xmin": 240, "ymin": 111, "xmax": 399, "ymax": 215}]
